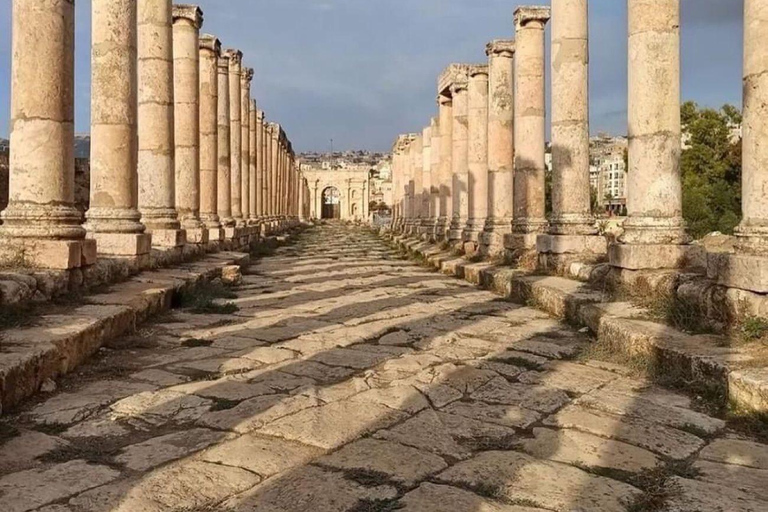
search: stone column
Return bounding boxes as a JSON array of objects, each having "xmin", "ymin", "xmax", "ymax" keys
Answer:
[
  {"xmin": 449, "ymin": 77, "xmax": 470, "ymax": 242},
  {"xmin": 84, "ymin": 0, "xmax": 150, "ymax": 266},
  {"xmin": 249, "ymin": 101, "xmax": 258, "ymax": 224},
  {"xmin": 411, "ymin": 135, "xmax": 424, "ymax": 234},
  {"xmin": 264, "ymin": 124, "xmax": 273, "ymax": 223},
  {"xmin": 507, "ymin": 6, "xmax": 550, "ymax": 254},
  {"xmin": 199, "ymin": 34, "xmax": 222, "ymax": 241},
  {"xmin": 224, "ymin": 49, "xmax": 243, "ymax": 226},
  {"xmin": 419, "ymin": 125, "xmax": 432, "ymax": 237},
  {"xmin": 298, "ymin": 174, "xmax": 306, "ymax": 222},
  {"xmin": 137, "ymin": 0, "xmax": 184, "ymax": 248},
  {"xmin": 217, "ymin": 54, "xmax": 234, "ymax": 228},
  {"xmin": 257, "ymin": 111, "xmax": 266, "ymax": 221},
  {"xmin": 172, "ymin": 5, "xmax": 207, "ymax": 245},
  {"xmin": 709, "ymin": 0, "xmax": 768, "ymax": 292},
  {"xmin": 481, "ymin": 40, "xmax": 516, "ymax": 256},
  {"xmin": 610, "ymin": 0, "xmax": 689, "ymax": 270},
  {"xmin": 464, "ymin": 65, "xmax": 489, "ymax": 249},
  {"xmin": 241, "ymin": 67, "xmax": 253, "ymax": 223},
  {"xmin": 538, "ymin": 0, "xmax": 605, "ymax": 268},
  {"xmin": 270, "ymin": 124, "xmax": 280, "ymax": 224},
  {"xmin": 428, "ymin": 117, "xmax": 440, "ymax": 238},
  {"xmin": 0, "ymin": 0, "xmax": 94, "ymax": 270},
  {"xmin": 403, "ymin": 139, "xmax": 413, "ymax": 231},
  {"xmin": 436, "ymin": 96, "xmax": 454, "ymax": 239}
]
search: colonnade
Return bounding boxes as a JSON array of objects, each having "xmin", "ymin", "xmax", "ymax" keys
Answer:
[
  {"xmin": 391, "ymin": 0, "xmax": 768, "ymax": 295},
  {"xmin": 0, "ymin": 0, "xmax": 307, "ymax": 270}
]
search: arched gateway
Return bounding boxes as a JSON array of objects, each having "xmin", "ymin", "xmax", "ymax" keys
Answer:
[{"xmin": 321, "ymin": 187, "xmax": 341, "ymax": 219}]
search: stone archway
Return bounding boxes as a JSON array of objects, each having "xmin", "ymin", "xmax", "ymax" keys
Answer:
[{"xmin": 321, "ymin": 186, "xmax": 341, "ymax": 219}]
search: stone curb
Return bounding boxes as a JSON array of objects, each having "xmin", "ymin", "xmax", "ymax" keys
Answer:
[
  {"xmin": 0, "ymin": 231, "xmax": 299, "ymax": 416},
  {"xmin": 389, "ymin": 234, "xmax": 768, "ymax": 414}
]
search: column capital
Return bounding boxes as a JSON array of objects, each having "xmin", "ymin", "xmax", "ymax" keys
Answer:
[
  {"xmin": 199, "ymin": 33, "xmax": 220, "ymax": 55},
  {"xmin": 242, "ymin": 67, "xmax": 254, "ymax": 85},
  {"xmin": 217, "ymin": 55, "xmax": 229, "ymax": 71},
  {"xmin": 468, "ymin": 64, "xmax": 489, "ymax": 78},
  {"xmin": 172, "ymin": 4, "xmax": 204, "ymax": 29},
  {"xmin": 223, "ymin": 48, "xmax": 243, "ymax": 67},
  {"xmin": 257, "ymin": 109, "xmax": 265, "ymax": 121},
  {"xmin": 250, "ymin": 99, "xmax": 257, "ymax": 112},
  {"xmin": 486, "ymin": 39, "xmax": 516, "ymax": 58},
  {"xmin": 438, "ymin": 63, "xmax": 469, "ymax": 96},
  {"xmin": 514, "ymin": 6, "xmax": 551, "ymax": 30}
]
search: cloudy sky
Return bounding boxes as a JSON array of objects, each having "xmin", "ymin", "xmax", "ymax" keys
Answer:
[{"xmin": 0, "ymin": 0, "xmax": 744, "ymax": 152}]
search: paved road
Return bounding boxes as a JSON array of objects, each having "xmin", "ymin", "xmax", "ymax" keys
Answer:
[{"xmin": 1, "ymin": 224, "xmax": 766, "ymax": 511}]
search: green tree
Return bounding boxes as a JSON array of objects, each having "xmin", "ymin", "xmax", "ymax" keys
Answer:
[{"xmin": 680, "ymin": 101, "xmax": 742, "ymax": 239}]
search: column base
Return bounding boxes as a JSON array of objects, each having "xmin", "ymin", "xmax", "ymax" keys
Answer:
[
  {"xmin": 151, "ymin": 229, "xmax": 187, "ymax": 248},
  {"xmin": 185, "ymin": 228, "xmax": 209, "ymax": 245},
  {"xmin": 536, "ymin": 234, "xmax": 607, "ymax": 255},
  {"xmin": 708, "ymin": 252, "xmax": 768, "ymax": 294},
  {"xmin": 0, "ymin": 239, "xmax": 95, "ymax": 270},
  {"xmin": 609, "ymin": 243, "xmax": 705, "ymax": 271}
]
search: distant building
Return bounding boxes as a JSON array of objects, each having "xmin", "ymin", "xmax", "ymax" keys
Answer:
[{"xmin": 590, "ymin": 135, "xmax": 628, "ymax": 215}]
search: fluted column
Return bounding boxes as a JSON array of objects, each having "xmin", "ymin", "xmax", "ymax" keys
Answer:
[
  {"xmin": 508, "ymin": 6, "xmax": 550, "ymax": 253},
  {"xmin": 217, "ymin": 54, "xmax": 234, "ymax": 227},
  {"xmin": 84, "ymin": 0, "xmax": 153, "ymax": 264},
  {"xmin": 481, "ymin": 40, "xmax": 516, "ymax": 256},
  {"xmin": 419, "ymin": 125, "xmax": 432, "ymax": 236},
  {"xmin": 264, "ymin": 124, "xmax": 273, "ymax": 223},
  {"xmin": 709, "ymin": 0, "xmax": 768, "ymax": 292},
  {"xmin": 464, "ymin": 65, "xmax": 489, "ymax": 246},
  {"xmin": 436, "ymin": 96, "xmax": 453, "ymax": 239},
  {"xmin": 172, "ymin": 5, "xmax": 207, "ymax": 245},
  {"xmin": 0, "ymin": 0, "xmax": 91, "ymax": 269},
  {"xmin": 224, "ymin": 49, "xmax": 243, "ymax": 225},
  {"xmin": 449, "ymin": 78, "xmax": 469, "ymax": 242},
  {"xmin": 611, "ymin": 0, "xmax": 688, "ymax": 270},
  {"xmin": 137, "ymin": 0, "xmax": 184, "ymax": 248},
  {"xmin": 241, "ymin": 68, "xmax": 253, "ymax": 223},
  {"xmin": 199, "ymin": 34, "xmax": 222, "ymax": 239}
]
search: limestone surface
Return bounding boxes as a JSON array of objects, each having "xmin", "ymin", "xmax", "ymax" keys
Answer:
[{"xmin": 0, "ymin": 224, "xmax": 765, "ymax": 512}]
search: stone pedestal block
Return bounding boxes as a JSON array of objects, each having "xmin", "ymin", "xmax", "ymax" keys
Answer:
[
  {"xmin": 537, "ymin": 234, "xmax": 607, "ymax": 255},
  {"xmin": 609, "ymin": 243, "xmax": 704, "ymax": 271},
  {"xmin": 224, "ymin": 227, "xmax": 241, "ymax": 240},
  {"xmin": 708, "ymin": 253, "xmax": 768, "ymax": 294},
  {"xmin": 186, "ymin": 228, "xmax": 209, "ymax": 245},
  {"xmin": 88, "ymin": 233, "xmax": 152, "ymax": 258},
  {"xmin": 0, "ymin": 240, "xmax": 92, "ymax": 270},
  {"xmin": 208, "ymin": 228, "xmax": 225, "ymax": 242},
  {"xmin": 504, "ymin": 232, "xmax": 539, "ymax": 252},
  {"xmin": 151, "ymin": 229, "xmax": 187, "ymax": 248}
]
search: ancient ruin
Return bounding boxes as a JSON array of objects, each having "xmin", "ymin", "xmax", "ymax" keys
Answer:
[{"xmin": 0, "ymin": 1, "xmax": 767, "ymax": 511}]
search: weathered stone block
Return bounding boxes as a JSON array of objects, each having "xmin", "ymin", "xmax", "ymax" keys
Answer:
[
  {"xmin": 88, "ymin": 233, "xmax": 152, "ymax": 257},
  {"xmin": 537, "ymin": 234, "xmax": 607, "ymax": 255},
  {"xmin": 0, "ymin": 240, "xmax": 84, "ymax": 270},
  {"xmin": 708, "ymin": 252, "xmax": 768, "ymax": 294},
  {"xmin": 151, "ymin": 229, "xmax": 187, "ymax": 248},
  {"xmin": 609, "ymin": 243, "xmax": 704, "ymax": 270},
  {"xmin": 185, "ymin": 228, "xmax": 209, "ymax": 245}
]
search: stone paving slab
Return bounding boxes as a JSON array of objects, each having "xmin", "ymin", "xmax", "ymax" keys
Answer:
[{"xmin": 0, "ymin": 224, "xmax": 766, "ymax": 512}]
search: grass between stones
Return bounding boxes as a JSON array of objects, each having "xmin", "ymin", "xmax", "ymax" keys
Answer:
[{"xmin": 175, "ymin": 281, "xmax": 239, "ymax": 315}]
